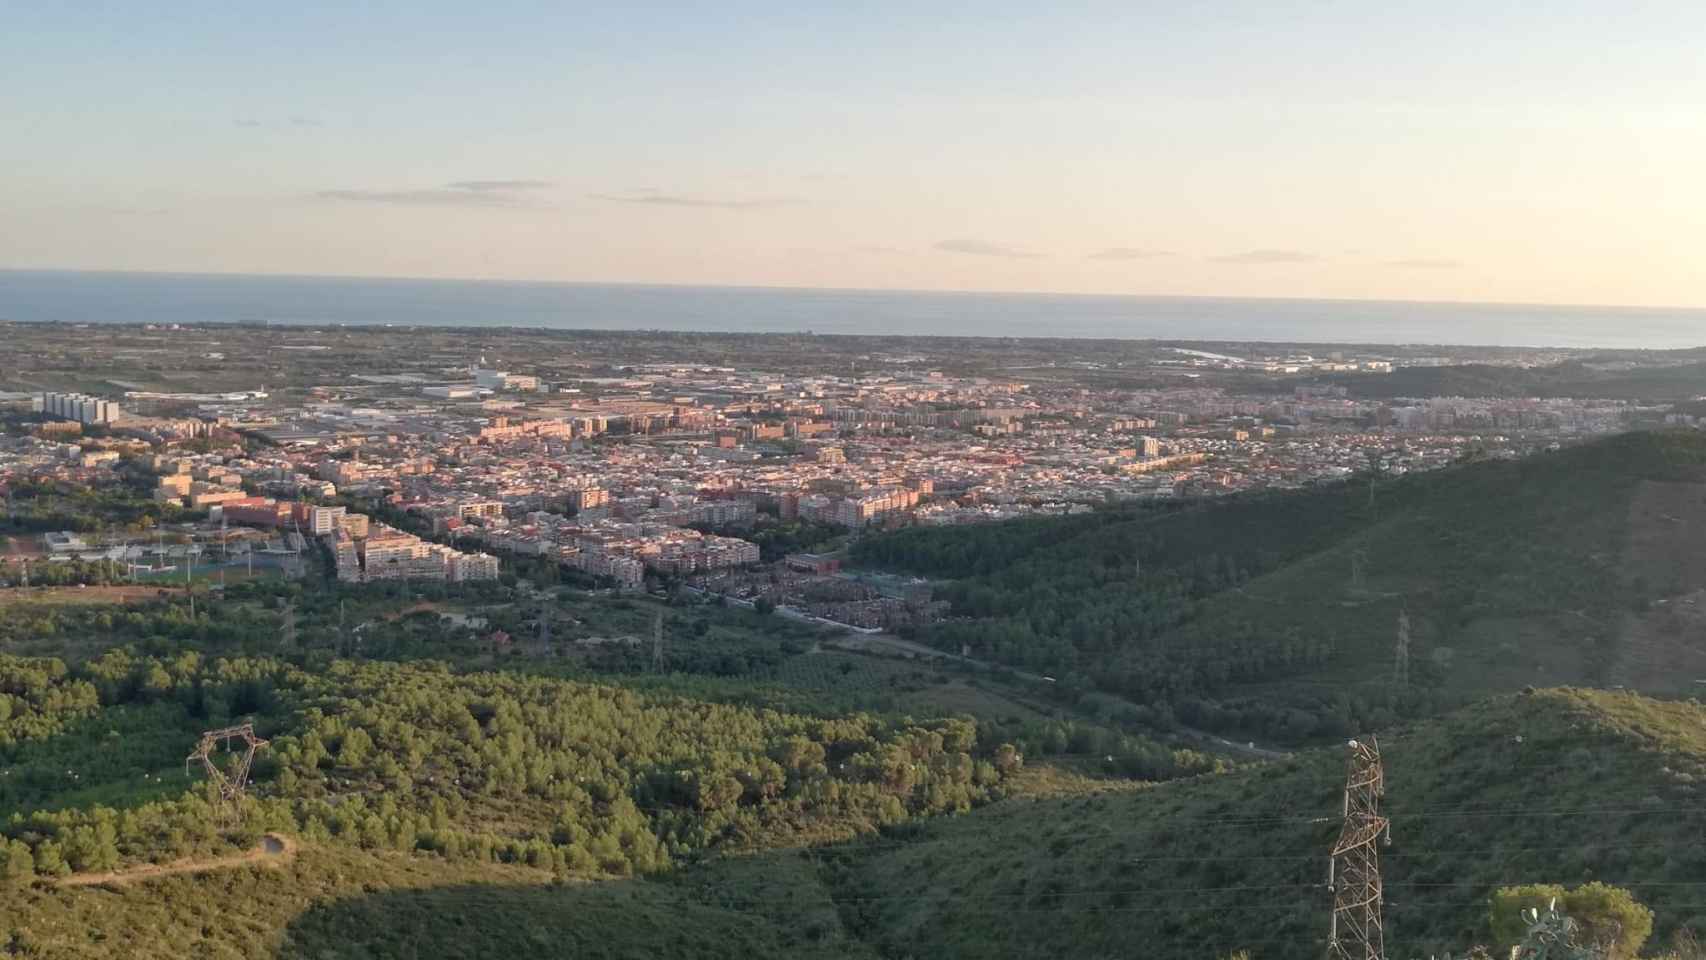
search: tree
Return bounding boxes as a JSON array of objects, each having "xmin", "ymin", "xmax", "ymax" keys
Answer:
[
  {"xmin": 1490, "ymin": 883, "xmax": 1653, "ymax": 960},
  {"xmin": 32, "ymin": 840, "xmax": 68, "ymax": 877},
  {"xmin": 0, "ymin": 839, "xmax": 33, "ymax": 886}
]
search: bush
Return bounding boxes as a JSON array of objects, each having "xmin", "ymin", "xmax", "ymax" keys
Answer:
[{"xmin": 1490, "ymin": 882, "xmax": 1654, "ymax": 960}]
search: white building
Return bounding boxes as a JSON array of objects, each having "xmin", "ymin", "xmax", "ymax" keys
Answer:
[{"xmin": 38, "ymin": 392, "xmax": 120, "ymax": 425}]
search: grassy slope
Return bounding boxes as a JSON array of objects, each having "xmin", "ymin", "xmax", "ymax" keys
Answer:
[
  {"xmin": 2, "ymin": 844, "xmax": 879, "ymax": 960},
  {"xmin": 821, "ymin": 688, "xmax": 1706, "ymax": 960}
]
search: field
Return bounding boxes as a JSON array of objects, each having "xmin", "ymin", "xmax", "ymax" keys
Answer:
[{"xmin": 0, "ymin": 584, "xmax": 184, "ymax": 609}]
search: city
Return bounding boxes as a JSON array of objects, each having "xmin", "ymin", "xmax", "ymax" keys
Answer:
[
  {"xmin": 9, "ymin": 3, "xmax": 1706, "ymax": 956},
  {"xmin": 3, "ymin": 323, "xmax": 1681, "ymax": 632}
]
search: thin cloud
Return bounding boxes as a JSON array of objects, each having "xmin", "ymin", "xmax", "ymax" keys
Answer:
[
  {"xmin": 1384, "ymin": 258, "xmax": 1464, "ymax": 270},
  {"xmin": 935, "ymin": 238, "xmax": 1043, "ymax": 259},
  {"xmin": 1088, "ymin": 247, "xmax": 1173, "ymax": 261},
  {"xmin": 1212, "ymin": 249, "xmax": 1319, "ymax": 264},
  {"xmin": 593, "ymin": 189, "xmax": 796, "ymax": 210},
  {"xmin": 314, "ymin": 180, "xmax": 554, "ymax": 208},
  {"xmin": 447, "ymin": 180, "xmax": 553, "ymax": 192}
]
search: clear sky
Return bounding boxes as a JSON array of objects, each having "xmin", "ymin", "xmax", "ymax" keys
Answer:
[{"xmin": 6, "ymin": 2, "xmax": 1706, "ymax": 306}]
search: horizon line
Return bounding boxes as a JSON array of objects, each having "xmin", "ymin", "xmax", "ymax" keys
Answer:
[{"xmin": 4, "ymin": 265, "xmax": 1706, "ymax": 318}]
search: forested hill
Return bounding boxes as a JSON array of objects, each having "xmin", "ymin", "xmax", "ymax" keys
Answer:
[
  {"xmin": 822, "ymin": 687, "xmax": 1706, "ymax": 960},
  {"xmin": 1324, "ymin": 357, "xmax": 1706, "ymax": 400},
  {"xmin": 851, "ymin": 429, "xmax": 1706, "ymax": 741}
]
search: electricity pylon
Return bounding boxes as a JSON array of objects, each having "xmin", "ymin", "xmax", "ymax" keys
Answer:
[
  {"xmin": 651, "ymin": 610, "xmax": 665, "ymax": 673},
  {"xmin": 186, "ymin": 723, "xmax": 269, "ymax": 816},
  {"xmin": 1328, "ymin": 736, "xmax": 1390, "ymax": 960}
]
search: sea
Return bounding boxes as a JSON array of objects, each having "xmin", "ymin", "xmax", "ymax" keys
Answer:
[{"xmin": 1, "ymin": 269, "xmax": 1703, "ymax": 350}]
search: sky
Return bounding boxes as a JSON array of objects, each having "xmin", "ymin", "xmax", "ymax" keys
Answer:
[{"xmin": 6, "ymin": 1, "xmax": 1706, "ymax": 306}]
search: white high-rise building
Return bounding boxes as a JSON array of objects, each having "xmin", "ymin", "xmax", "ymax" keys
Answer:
[{"xmin": 38, "ymin": 392, "xmax": 119, "ymax": 425}]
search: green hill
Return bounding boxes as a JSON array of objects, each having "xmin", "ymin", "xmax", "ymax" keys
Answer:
[
  {"xmin": 813, "ymin": 687, "xmax": 1706, "ymax": 960},
  {"xmin": 1, "ymin": 843, "xmax": 875, "ymax": 960},
  {"xmin": 5, "ymin": 687, "xmax": 1703, "ymax": 959},
  {"xmin": 853, "ymin": 429, "xmax": 1706, "ymax": 740},
  {"xmin": 1325, "ymin": 358, "xmax": 1706, "ymax": 400}
]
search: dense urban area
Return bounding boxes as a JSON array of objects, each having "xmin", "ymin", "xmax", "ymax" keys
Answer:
[
  {"xmin": 5, "ymin": 324, "xmax": 1697, "ymax": 615},
  {"xmin": 3, "ymin": 321, "xmax": 1706, "ymax": 959}
]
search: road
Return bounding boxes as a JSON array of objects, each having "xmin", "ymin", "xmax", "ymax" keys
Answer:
[{"xmin": 58, "ymin": 833, "xmax": 295, "ymax": 887}]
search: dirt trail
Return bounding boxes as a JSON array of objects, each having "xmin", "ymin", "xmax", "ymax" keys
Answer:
[{"xmin": 57, "ymin": 833, "xmax": 295, "ymax": 887}]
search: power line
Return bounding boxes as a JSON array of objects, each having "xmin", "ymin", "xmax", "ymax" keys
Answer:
[{"xmin": 790, "ymin": 836, "xmax": 1694, "ymax": 861}]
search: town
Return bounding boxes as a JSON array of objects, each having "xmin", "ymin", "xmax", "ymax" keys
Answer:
[{"xmin": 2, "ymin": 322, "xmax": 1689, "ymax": 635}]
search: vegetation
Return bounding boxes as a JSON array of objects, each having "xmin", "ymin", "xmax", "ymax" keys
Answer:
[
  {"xmin": 0, "ymin": 476, "xmax": 189, "ymax": 534},
  {"xmin": 11, "ymin": 684, "xmax": 1674, "ymax": 959},
  {"xmin": 811, "ymin": 688, "xmax": 1706, "ymax": 960},
  {"xmin": 1325, "ymin": 360, "xmax": 1706, "ymax": 401},
  {"xmin": 0, "ymin": 844, "xmax": 880, "ymax": 959},
  {"xmin": 0, "ymin": 648, "xmax": 1026, "ymax": 884},
  {"xmin": 853, "ymin": 430, "xmax": 1706, "ymax": 741},
  {"xmin": 11, "ymin": 431, "xmax": 1706, "ymax": 957},
  {"xmin": 1491, "ymin": 883, "xmax": 1654, "ymax": 959}
]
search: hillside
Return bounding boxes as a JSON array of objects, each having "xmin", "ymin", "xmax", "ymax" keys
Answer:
[
  {"xmin": 853, "ymin": 429, "xmax": 1706, "ymax": 740},
  {"xmin": 813, "ymin": 688, "xmax": 1706, "ymax": 960},
  {"xmin": 9, "ymin": 687, "xmax": 1687, "ymax": 959},
  {"xmin": 1, "ymin": 843, "xmax": 877, "ymax": 959},
  {"xmin": 1325, "ymin": 359, "xmax": 1706, "ymax": 400}
]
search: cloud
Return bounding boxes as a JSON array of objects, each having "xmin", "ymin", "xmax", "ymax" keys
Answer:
[
  {"xmin": 288, "ymin": 115, "xmax": 323, "ymax": 128},
  {"xmin": 446, "ymin": 180, "xmax": 553, "ymax": 192},
  {"xmin": 314, "ymin": 180, "xmax": 554, "ymax": 208},
  {"xmin": 1087, "ymin": 247, "xmax": 1172, "ymax": 261},
  {"xmin": 1383, "ymin": 258, "xmax": 1464, "ymax": 270},
  {"xmin": 592, "ymin": 189, "xmax": 796, "ymax": 210},
  {"xmin": 1212, "ymin": 249, "xmax": 1319, "ymax": 264},
  {"xmin": 935, "ymin": 238, "xmax": 1043, "ymax": 259}
]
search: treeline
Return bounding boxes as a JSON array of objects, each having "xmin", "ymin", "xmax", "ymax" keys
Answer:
[
  {"xmin": 1, "ymin": 476, "xmax": 186, "ymax": 533},
  {"xmin": 1326, "ymin": 358, "xmax": 1706, "ymax": 400},
  {"xmin": 0, "ymin": 650, "xmax": 1024, "ymax": 883},
  {"xmin": 0, "ymin": 656, "xmax": 99, "ymax": 747}
]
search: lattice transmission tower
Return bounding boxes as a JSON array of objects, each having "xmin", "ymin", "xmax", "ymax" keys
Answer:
[
  {"xmin": 186, "ymin": 723, "xmax": 269, "ymax": 815},
  {"xmin": 1328, "ymin": 736, "xmax": 1390, "ymax": 960}
]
